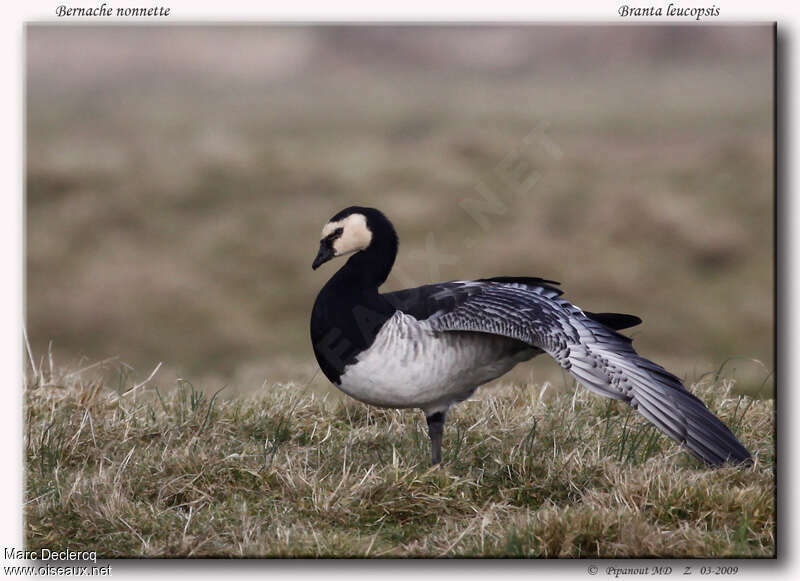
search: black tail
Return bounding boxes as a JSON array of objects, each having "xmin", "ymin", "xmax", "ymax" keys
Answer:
[{"xmin": 586, "ymin": 312, "xmax": 642, "ymax": 331}]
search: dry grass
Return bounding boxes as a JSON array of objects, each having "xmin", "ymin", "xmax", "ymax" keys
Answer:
[{"xmin": 25, "ymin": 360, "xmax": 774, "ymax": 558}]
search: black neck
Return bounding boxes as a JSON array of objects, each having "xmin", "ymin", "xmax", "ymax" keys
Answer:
[
  {"xmin": 331, "ymin": 227, "xmax": 398, "ymax": 291},
  {"xmin": 310, "ymin": 221, "xmax": 399, "ymax": 384}
]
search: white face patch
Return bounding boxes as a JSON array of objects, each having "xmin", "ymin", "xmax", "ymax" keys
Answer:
[{"xmin": 320, "ymin": 213, "xmax": 372, "ymax": 257}]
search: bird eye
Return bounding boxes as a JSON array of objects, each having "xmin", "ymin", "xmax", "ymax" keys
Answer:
[{"xmin": 320, "ymin": 227, "xmax": 344, "ymax": 247}]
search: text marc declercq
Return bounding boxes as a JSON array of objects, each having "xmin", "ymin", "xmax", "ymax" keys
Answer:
[{"xmin": 5, "ymin": 547, "xmax": 98, "ymax": 562}]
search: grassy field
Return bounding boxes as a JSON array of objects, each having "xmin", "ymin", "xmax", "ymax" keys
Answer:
[{"xmin": 24, "ymin": 360, "xmax": 774, "ymax": 558}]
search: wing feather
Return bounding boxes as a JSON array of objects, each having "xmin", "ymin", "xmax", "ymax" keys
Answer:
[{"xmin": 427, "ymin": 283, "xmax": 751, "ymax": 466}]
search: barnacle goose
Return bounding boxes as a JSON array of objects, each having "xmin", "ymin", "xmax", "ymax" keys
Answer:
[{"xmin": 310, "ymin": 206, "xmax": 751, "ymax": 467}]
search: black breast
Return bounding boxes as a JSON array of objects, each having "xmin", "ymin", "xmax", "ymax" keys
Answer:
[{"xmin": 310, "ymin": 278, "xmax": 395, "ymax": 385}]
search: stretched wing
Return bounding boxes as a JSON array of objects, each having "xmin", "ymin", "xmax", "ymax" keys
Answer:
[
  {"xmin": 384, "ymin": 277, "xmax": 641, "ymax": 331},
  {"xmin": 382, "ymin": 277, "xmax": 562, "ymax": 322},
  {"xmin": 426, "ymin": 283, "xmax": 751, "ymax": 466}
]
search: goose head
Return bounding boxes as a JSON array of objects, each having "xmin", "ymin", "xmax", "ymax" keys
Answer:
[{"xmin": 312, "ymin": 206, "xmax": 397, "ymax": 272}]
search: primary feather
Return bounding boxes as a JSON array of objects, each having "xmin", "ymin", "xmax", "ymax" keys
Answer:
[{"xmin": 424, "ymin": 281, "xmax": 751, "ymax": 465}]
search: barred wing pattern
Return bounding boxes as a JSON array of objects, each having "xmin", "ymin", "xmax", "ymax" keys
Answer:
[
  {"xmin": 426, "ymin": 282, "xmax": 751, "ymax": 466},
  {"xmin": 383, "ymin": 276, "xmax": 562, "ymax": 323}
]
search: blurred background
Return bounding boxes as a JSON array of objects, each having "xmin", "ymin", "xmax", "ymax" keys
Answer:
[{"xmin": 25, "ymin": 25, "xmax": 774, "ymax": 397}]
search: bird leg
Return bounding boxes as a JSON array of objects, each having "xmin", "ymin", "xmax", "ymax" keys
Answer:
[{"xmin": 425, "ymin": 411, "xmax": 446, "ymax": 465}]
